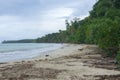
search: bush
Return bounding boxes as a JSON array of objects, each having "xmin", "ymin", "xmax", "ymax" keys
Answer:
[
  {"xmin": 97, "ymin": 19, "xmax": 120, "ymax": 57},
  {"xmin": 116, "ymin": 44, "xmax": 120, "ymax": 64},
  {"xmin": 116, "ymin": 50, "xmax": 120, "ymax": 69}
]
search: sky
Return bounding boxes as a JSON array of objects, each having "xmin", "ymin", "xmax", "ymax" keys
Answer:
[{"xmin": 0, "ymin": 0, "xmax": 97, "ymax": 42}]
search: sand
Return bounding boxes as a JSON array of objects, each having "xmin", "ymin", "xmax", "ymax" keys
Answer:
[{"xmin": 0, "ymin": 44, "xmax": 120, "ymax": 80}]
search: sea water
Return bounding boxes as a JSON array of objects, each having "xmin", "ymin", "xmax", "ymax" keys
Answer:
[{"xmin": 0, "ymin": 43, "xmax": 63, "ymax": 62}]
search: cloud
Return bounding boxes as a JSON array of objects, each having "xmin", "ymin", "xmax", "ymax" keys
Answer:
[
  {"xmin": 0, "ymin": 15, "xmax": 66, "ymax": 41},
  {"xmin": 45, "ymin": 7, "xmax": 74, "ymax": 18},
  {"xmin": 0, "ymin": 0, "xmax": 97, "ymax": 42}
]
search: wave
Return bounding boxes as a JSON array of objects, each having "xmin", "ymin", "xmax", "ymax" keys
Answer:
[{"xmin": 0, "ymin": 43, "xmax": 63, "ymax": 62}]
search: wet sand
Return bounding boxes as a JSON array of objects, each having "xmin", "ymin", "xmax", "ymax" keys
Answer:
[{"xmin": 0, "ymin": 44, "xmax": 120, "ymax": 80}]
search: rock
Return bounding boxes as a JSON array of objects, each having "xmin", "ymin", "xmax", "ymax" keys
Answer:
[
  {"xmin": 45, "ymin": 55, "xmax": 49, "ymax": 57},
  {"xmin": 78, "ymin": 48, "xmax": 83, "ymax": 51}
]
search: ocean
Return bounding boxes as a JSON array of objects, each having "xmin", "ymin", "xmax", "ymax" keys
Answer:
[{"xmin": 0, "ymin": 43, "xmax": 63, "ymax": 62}]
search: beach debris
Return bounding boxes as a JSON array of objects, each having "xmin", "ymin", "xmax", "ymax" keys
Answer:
[
  {"xmin": 78, "ymin": 48, "xmax": 83, "ymax": 51},
  {"xmin": 45, "ymin": 55, "xmax": 49, "ymax": 57}
]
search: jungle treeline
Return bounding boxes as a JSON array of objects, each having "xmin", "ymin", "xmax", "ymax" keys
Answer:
[
  {"xmin": 36, "ymin": 0, "xmax": 120, "ymax": 59},
  {"xmin": 3, "ymin": 0, "xmax": 120, "ymax": 63}
]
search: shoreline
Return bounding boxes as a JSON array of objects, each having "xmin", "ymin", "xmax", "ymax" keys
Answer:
[
  {"xmin": 0, "ymin": 43, "xmax": 65, "ymax": 63},
  {"xmin": 0, "ymin": 44, "xmax": 120, "ymax": 80},
  {"xmin": 32, "ymin": 44, "xmax": 84, "ymax": 60}
]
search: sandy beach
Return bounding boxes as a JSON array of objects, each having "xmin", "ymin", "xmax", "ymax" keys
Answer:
[{"xmin": 0, "ymin": 44, "xmax": 120, "ymax": 80}]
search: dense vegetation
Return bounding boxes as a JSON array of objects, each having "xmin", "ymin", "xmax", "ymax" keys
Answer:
[
  {"xmin": 2, "ymin": 0, "xmax": 120, "ymax": 63},
  {"xmin": 2, "ymin": 39, "xmax": 36, "ymax": 43}
]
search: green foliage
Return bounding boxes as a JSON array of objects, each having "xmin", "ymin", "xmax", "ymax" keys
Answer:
[
  {"xmin": 105, "ymin": 9, "xmax": 120, "ymax": 21},
  {"xmin": 113, "ymin": 0, "xmax": 120, "ymax": 9},
  {"xmin": 116, "ymin": 51, "xmax": 120, "ymax": 64},
  {"xmin": 36, "ymin": 33, "xmax": 62, "ymax": 43},
  {"xmin": 90, "ymin": 0, "xmax": 111, "ymax": 17},
  {"xmin": 116, "ymin": 44, "xmax": 120, "ymax": 67}
]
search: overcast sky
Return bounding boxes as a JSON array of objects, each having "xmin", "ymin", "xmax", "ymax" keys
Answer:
[{"xmin": 0, "ymin": 0, "xmax": 97, "ymax": 42}]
